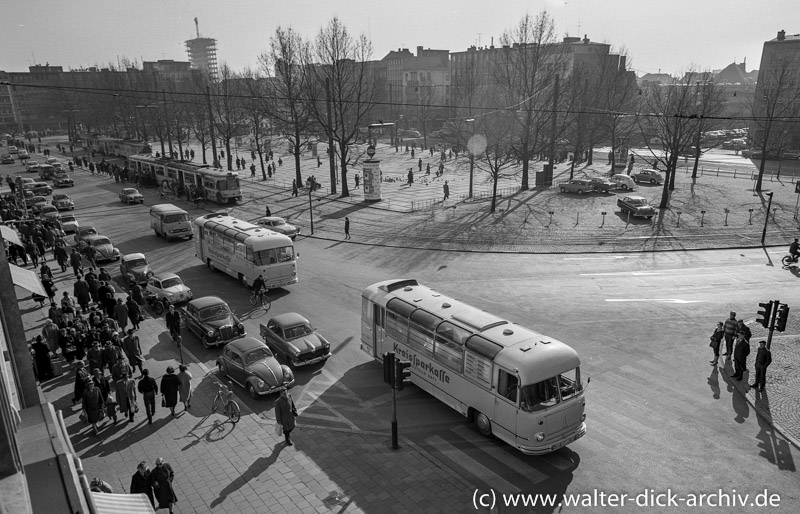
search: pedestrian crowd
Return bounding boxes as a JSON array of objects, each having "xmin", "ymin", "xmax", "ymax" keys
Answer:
[{"xmin": 709, "ymin": 311, "xmax": 772, "ymax": 392}]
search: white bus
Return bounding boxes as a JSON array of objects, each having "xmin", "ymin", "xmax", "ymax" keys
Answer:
[
  {"xmin": 361, "ymin": 279, "xmax": 586, "ymax": 455},
  {"xmin": 128, "ymin": 154, "xmax": 242, "ymax": 204},
  {"xmin": 149, "ymin": 204, "xmax": 192, "ymax": 241},
  {"xmin": 193, "ymin": 213, "xmax": 298, "ymax": 289}
]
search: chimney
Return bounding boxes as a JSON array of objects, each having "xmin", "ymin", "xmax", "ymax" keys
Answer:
[
  {"xmin": 778, "ymin": 30, "xmax": 786, "ymax": 40},
  {"xmin": 417, "ymin": 46, "xmax": 423, "ymax": 56},
  {"xmin": 619, "ymin": 55, "xmax": 627, "ymax": 72},
  {"xmin": 583, "ymin": 34, "xmax": 589, "ymax": 44},
  {"xmin": 490, "ymin": 36, "xmax": 494, "ymax": 49}
]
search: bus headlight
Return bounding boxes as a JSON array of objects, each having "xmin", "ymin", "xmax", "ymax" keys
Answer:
[{"xmin": 535, "ymin": 432, "xmax": 546, "ymax": 442}]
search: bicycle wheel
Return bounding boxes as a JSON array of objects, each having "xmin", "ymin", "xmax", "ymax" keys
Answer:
[
  {"xmin": 782, "ymin": 256, "xmax": 792, "ymax": 267},
  {"xmin": 249, "ymin": 292, "xmax": 258, "ymax": 306},
  {"xmin": 226, "ymin": 401, "xmax": 241, "ymax": 423},
  {"xmin": 211, "ymin": 394, "xmax": 221, "ymax": 413}
]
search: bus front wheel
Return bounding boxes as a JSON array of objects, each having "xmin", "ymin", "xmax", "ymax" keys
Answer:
[{"xmin": 474, "ymin": 411, "xmax": 492, "ymax": 437}]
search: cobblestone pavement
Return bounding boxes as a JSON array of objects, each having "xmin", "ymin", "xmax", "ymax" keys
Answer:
[{"xmin": 21, "ymin": 140, "xmax": 800, "ymax": 512}]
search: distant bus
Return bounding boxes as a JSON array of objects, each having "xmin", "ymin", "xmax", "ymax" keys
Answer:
[
  {"xmin": 80, "ymin": 134, "xmax": 151, "ymax": 158},
  {"xmin": 128, "ymin": 154, "xmax": 242, "ymax": 204},
  {"xmin": 193, "ymin": 213, "xmax": 297, "ymax": 289},
  {"xmin": 361, "ymin": 279, "xmax": 587, "ymax": 455}
]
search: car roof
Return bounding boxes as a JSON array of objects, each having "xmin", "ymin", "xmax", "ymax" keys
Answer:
[
  {"xmin": 122, "ymin": 188, "xmax": 139, "ymax": 192},
  {"xmin": 624, "ymin": 195, "xmax": 646, "ymax": 200},
  {"xmin": 151, "ymin": 272, "xmax": 180, "ymax": 281},
  {"xmin": 256, "ymin": 216, "xmax": 286, "ymax": 223},
  {"xmin": 226, "ymin": 336, "xmax": 267, "ymax": 353},
  {"xmin": 188, "ymin": 295, "xmax": 228, "ymax": 309},
  {"xmin": 85, "ymin": 234, "xmax": 110, "ymax": 242},
  {"xmin": 269, "ymin": 312, "xmax": 310, "ymax": 327},
  {"xmin": 641, "ymin": 168, "xmax": 661, "ymax": 173},
  {"xmin": 122, "ymin": 253, "xmax": 146, "ymax": 261}
]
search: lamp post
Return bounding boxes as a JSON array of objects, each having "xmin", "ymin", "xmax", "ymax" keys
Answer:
[{"xmin": 465, "ymin": 118, "xmax": 475, "ymax": 198}]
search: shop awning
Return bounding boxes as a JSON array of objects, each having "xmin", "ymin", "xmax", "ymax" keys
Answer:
[
  {"xmin": 91, "ymin": 493, "xmax": 155, "ymax": 514},
  {"xmin": 0, "ymin": 224, "xmax": 22, "ymax": 246},
  {"xmin": 9, "ymin": 263, "xmax": 46, "ymax": 297}
]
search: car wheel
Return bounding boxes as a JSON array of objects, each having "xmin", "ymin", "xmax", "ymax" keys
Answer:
[
  {"xmin": 621, "ymin": 184, "xmax": 629, "ymax": 190},
  {"xmin": 474, "ymin": 410, "xmax": 492, "ymax": 437},
  {"xmin": 578, "ymin": 189, "xmax": 584, "ymax": 195},
  {"xmin": 207, "ymin": 259, "xmax": 215, "ymax": 271},
  {"xmin": 247, "ymin": 383, "xmax": 257, "ymax": 400},
  {"xmin": 201, "ymin": 335, "xmax": 211, "ymax": 349},
  {"xmin": 153, "ymin": 301, "xmax": 165, "ymax": 316},
  {"xmin": 650, "ymin": 179, "xmax": 656, "ymax": 184}
]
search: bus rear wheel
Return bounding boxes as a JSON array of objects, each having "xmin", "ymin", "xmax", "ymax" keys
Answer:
[{"xmin": 474, "ymin": 411, "xmax": 492, "ymax": 437}]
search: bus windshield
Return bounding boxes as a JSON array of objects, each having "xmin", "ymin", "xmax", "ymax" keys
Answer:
[
  {"xmin": 519, "ymin": 368, "xmax": 582, "ymax": 412},
  {"xmin": 253, "ymin": 246, "xmax": 294, "ymax": 266},
  {"xmin": 164, "ymin": 213, "xmax": 189, "ymax": 223}
]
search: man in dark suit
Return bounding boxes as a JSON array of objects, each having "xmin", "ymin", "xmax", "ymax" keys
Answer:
[
  {"xmin": 750, "ymin": 341, "xmax": 772, "ymax": 392},
  {"xmin": 165, "ymin": 305, "xmax": 181, "ymax": 341},
  {"xmin": 730, "ymin": 335, "xmax": 751, "ymax": 381}
]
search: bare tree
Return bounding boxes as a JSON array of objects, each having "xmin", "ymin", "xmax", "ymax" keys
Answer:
[
  {"xmin": 186, "ymin": 74, "xmax": 213, "ymax": 164},
  {"xmin": 302, "ymin": 17, "xmax": 377, "ymax": 197},
  {"xmin": 210, "ymin": 64, "xmax": 245, "ymax": 171},
  {"xmin": 259, "ymin": 26, "xmax": 314, "ymax": 186},
  {"xmin": 473, "ymin": 96, "xmax": 518, "ymax": 213},
  {"xmin": 240, "ymin": 69, "xmax": 271, "ymax": 180},
  {"xmin": 749, "ymin": 55, "xmax": 800, "ymax": 191}
]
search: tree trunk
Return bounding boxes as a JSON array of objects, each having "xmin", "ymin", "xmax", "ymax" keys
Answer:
[
  {"xmin": 225, "ymin": 140, "xmax": 233, "ymax": 171},
  {"xmin": 339, "ymin": 144, "xmax": 349, "ymax": 198},
  {"xmin": 294, "ymin": 127, "xmax": 302, "ymax": 185},
  {"xmin": 490, "ymin": 170, "xmax": 499, "ymax": 213}
]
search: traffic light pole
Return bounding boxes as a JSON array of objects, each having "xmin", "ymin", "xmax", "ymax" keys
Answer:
[
  {"xmin": 391, "ymin": 383, "xmax": 399, "ymax": 450},
  {"xmin": 767, "ymin": 299, "xmax": 779, "ymax": 350}
]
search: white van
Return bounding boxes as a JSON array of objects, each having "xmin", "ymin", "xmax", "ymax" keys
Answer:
[{"xmin": 149, "ymin": 204, "xmax": 192, "ymax": 241}]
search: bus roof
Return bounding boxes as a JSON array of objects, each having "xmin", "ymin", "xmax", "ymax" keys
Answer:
[
  {"xmin": 363, "ymin": 279, "xmax": 580, "ymax": 383},
  {"xmin": 129, "ymin": 154, "xmax": 235, "ymax": 177},
  {"xmin": 194, "ymin": 213, "xmax": 293, "ymax": 249},
  {"xmin": 149, "ymin": 203, "xmax": 187, "ymax": 214}
]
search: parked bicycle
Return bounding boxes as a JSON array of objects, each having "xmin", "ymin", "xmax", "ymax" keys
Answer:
[
  {"xmin": 211, "ymin": 382, "xmax": 241, "ymax": 423},
  {"xmin": 249, "ymin": 289, "xmax": 272, "ymax": 311}
]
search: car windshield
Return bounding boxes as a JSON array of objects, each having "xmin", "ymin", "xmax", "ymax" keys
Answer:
[
  {"xmin": 199, "ymin": 304, "xmax": 230, "ymax": 321},
  {"xmin": 123, "ymin": 189, "xmax": 138, "ymax": 195},
  {"xmin": 61, "ymin": 215, "xmax": 76, "ymax": 222},
  {"xmin": 627, "ymin": 198, "xmax": 646, "ymax": 206},
  {"xmin": 92, "ymin": 238, "xmax": 111, "ymax": 246},
  {"xmin": 82, "ymin": 228, "xmax": 97, "ymax": 236},
  {"xmin": 54, "ymin": 195, "xmax": 68, "ymax": 201},
  {"xmin": 126, "ymin": 258, "xmax": 147, "ymax": 269},
  {"xmin": 245, "ymin": 347, "xmax": 273, "ymax": 365},
  {"xmin": 284, "ymin": 323, "xmax": 314, "ymax": 339},
  {"xmin": 519, "ymin": 368, "xmax": 582, "ymax": 412},
  {"xmin": 161, "ymin": 277, "xmax": 183, "ymax": 288}
]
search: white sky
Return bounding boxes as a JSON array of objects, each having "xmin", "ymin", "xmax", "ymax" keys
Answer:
[{"xmin": 0, "ymin": 0, "xmax": 793, "ymax": 76}]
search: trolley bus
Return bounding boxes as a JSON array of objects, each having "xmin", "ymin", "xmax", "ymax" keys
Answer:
[
  {"xmin": 193, "ymin": 213, "xmax": 297, "ymax": 289},
  {"xmin": 128, "ymin": 154, "xmax": 242, "ymax": 204},
  {"xmin": 361, "ymin": 279, "xmax": 586, "ymax": 454},
  {"xmin": 81, "ymin": 134, "xmax": 151, "ymax": 158}
]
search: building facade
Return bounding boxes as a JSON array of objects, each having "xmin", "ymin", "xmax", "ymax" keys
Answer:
[{"xmin": 751, "ymin": 30, "xmax": 800, "ymax": 150}]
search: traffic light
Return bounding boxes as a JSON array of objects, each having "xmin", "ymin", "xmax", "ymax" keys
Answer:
[
  {"xmin": 383, "ymin": 352, "xmax": 395, "ymax": 386},
  {"xmin": 394, "ymin": 359, "xmax": 411, "ymax": 391},
  {"xmin": 757, "ymin": 301, "xmax": 773, "ymax": 328},
  {"xmin": 776, "ymin": 304, "xmax": 790, "ymax": 332}
]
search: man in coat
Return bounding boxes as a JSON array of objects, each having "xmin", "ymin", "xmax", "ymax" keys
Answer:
[
  {"xmin": 86, "ymin": 342, "xmax": 104, "ymax": 374},
  {"xmin": 750, "ymin": 341, "xmax": 772, "ymax": 392},
  {"xmin": 85, "ymin": 269, "xmax": 100, "ymax": 303},
  {"xmin": 73, "ymin": 275, "xmax": 91, "ymax": 311},
  {"xmin": 274, "ymin": 389, "xmax": 298, "ymax": 446},
  {"xmin": 113, "ymin": 298, "xmax": 129, "ymax": 332},
  {"xmin": 42, "ymin": 319, "xmax": 60, "ymax": 353},
  {"xmin": 116, "ymin": 372, "xmax": 138, "ymax": 423},
  {"xmin": 69, "ymin": 248, "xmax": 83, "ymax": 277},
  {"xmin": 130, "ymin": 462, "xmax": 154, "ymax": 507},
  {"xmin": 151, "ymin": 457, "xmax": 178, "ymax": 512},
  {"xmin": 126, "ymin": 296, "xmax": 141, "ymax": 330},
  {"xmin": 722, "ymin": 311, "xmax": 737, "ymax": 356},
  {"xmin": 165, "ymin": 305, "xmax": 181, "ymax": 341},
  {"xmin": 730, "ymin": 334, "xmax": 751, "ymax": 381},
  {"xmin": 121, "ymin": 329, "xmax": 144, "ymax": 375},
  {"xmin": 137, "ymin": 369, "xmax": 159, "ymax": 424}
]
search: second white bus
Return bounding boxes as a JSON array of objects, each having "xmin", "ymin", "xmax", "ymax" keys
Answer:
[
  {"xmin": 193, "ymin": 213, "xmax": 298, "ymax": 289},
  {"xmin": 128, "ymin": 154, "xmax": 242, "ymax": 204},
  {"xmin": 361, "ymin": 279, "xmax": 586, "ymax": 455}
]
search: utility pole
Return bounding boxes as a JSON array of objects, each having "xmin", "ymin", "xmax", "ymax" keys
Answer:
[
  {"xmin": 326, "ymin": 78, "xmax": 337, "ymax": 195},
  {"xmin": 206, "ymin": 85, "xmax": 218, "ymax": 168}
]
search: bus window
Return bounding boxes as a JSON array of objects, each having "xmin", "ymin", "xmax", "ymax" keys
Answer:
[
  {"xmin": 558, "ymin": 368, "xmax": 582, "ymax": 401},
  {"xmin": 234, "ymin": 241, "xmax": 247, "ymax": 259},
  {"xmin": 434, "ymin": 321, "xmax": 468, "ymax": 372},
  {"xmin": 497, "ymin": 369, "xmax": 519, "ymax": 404},
  {"xmin": 520, "ymin": 377, "xmax": 559, "ymax": 412},
  {"xmin": 276, "ymin": 246, "xmax": 294, "ymax": 262},
  {"xmin": 253, "ymin": 248, "xmax": 276, "ymax": 265},
  {"xmin": 408, "ymin": 310, "xmax": 439, "ymax": 354}
]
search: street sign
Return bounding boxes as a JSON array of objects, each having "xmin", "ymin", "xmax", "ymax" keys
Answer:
[{"xmin": 366, "ymin": 145, "xmax": 375, "ymax": 158}]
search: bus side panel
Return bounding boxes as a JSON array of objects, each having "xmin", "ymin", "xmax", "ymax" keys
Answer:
[{"xmin": 194, "ymin": 224, "xmax": 205, "ymax": 263}]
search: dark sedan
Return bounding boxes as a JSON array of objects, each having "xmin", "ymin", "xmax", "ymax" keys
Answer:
[{"xmin": 182, "ymin": 296, "xmax": 246, "ymax": 348}]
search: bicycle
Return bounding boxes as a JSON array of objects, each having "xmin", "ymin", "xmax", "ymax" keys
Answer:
[
  {"xmin": 249, "ymin": 288, "xmax": 272, "ymax": 310},
  {"xmin": 211, "ymin": 382, "xmax": 241, "ymax": 423}
]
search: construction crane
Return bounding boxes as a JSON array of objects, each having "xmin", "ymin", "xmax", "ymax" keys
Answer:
[{"xmin": 194, "ymin": 17, "xmax": 199, "ymax": 38}]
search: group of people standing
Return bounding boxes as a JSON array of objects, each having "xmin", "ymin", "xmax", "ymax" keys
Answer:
[
  {"xmin": 129, "ymin": 458, "xmax": 179, "ymax": 513},
  {"xmin": 709, "ymin": 311, "xmax": 772, "ymax": 391}
]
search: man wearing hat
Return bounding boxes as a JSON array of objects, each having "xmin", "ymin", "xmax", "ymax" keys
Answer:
[
  {"xmin": 750, "ymin": 341, "xmax": 772, "ymax": 392},
  {"xmin": 137, "ymin": 369, "xmax": 159, "ymax": 424}
]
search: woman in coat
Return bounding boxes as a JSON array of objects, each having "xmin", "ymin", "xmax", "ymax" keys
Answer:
[
  {"xmin": 113, "ymin": 299, "xmax": 129, "ymax": 332},
  {"xmin": 116, "ymin": 372, "xmax": 137, "ymax": 422},
  {"xmin": 130, "ymin": 462, "xmax": 154, "ymax": 507},
  {"xmin": 72, "ymin": 360, "xmax": 90, "ymax": 404},
  {"xmin": 150, "ymin": 457, "xmax": 177, "ymax": 513},
  {"xmin": 176, "ymin": 364, "xmax": 193, "ymax": 411},
  {"xmin": 82, "ymin": 379, "xmax": 105, "ymax": 435},
  {"xmin": 130, "ymin": 283, "xmax": 145, "ymax": 306},
  {"xmin": 274, "ymin": 389, "xmax": 298, "ymax": 446},
  {"xmin": 160, "ymin": 366, "xmax": 180, "ymax": 416},
  {"xmin": 31, "ymin": 335, "xmax": 54, "ymax": 381}
]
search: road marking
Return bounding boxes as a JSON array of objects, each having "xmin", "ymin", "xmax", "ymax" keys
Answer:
[
  {"xmin": 451, "ymin": 425, "xmax": 549, "ymax": 481},
  {"xmin": 604, "ymin": 298, "xmax": 704, "ymax": 304},
  {"xmin": 563, "ymin": 256, "xmax": 628, "ymax": 260},
  {"xmin": 300, "ymin": 390, "xmax": 360, "ymax": 430},
  {"xmin": 427, "ymin": 434, "xmax": 522, "ymax": 492}
]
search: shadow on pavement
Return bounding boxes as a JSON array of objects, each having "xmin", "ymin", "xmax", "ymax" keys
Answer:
[
  {"xmin": 754, "ymin": 391, "xmax": 796, "ymax": 471},
  {"xmin": 209, "ymin": 441, "xmax": 287, "ymax": 509}
]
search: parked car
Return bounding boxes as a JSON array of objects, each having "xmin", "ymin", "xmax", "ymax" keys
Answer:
[
  {"xmin": 45, "ymin": 158, "xmax": 60, "ymax": 166},
  {"xmin": 145, "ymin": 273, "xmax": 193, "ymax": 307},
  {"xmin": 559, "ymin": 179, "xmax": 594, "ymax": 195},
  {"xmin": 253, "ymin": 216, "xmax": 300, "ymax": 239},
  {"xmin": 31, "ymin": 181, "xmax": 52, "ymax": 196},
  {"xmin": 83, "ymin": 234, "xmax": 121, "ymax": 261},
  {"xmin": 59, "ymin": 213, "xmax": 79, "ymax": 234},
  {"xmin": 617, "ymin": 195, "xmax": 656, "ymax": 219},
  {"xmin": 53, "ymin": 173, "xmax": 74, "ymax": 188},
  {"xmin": 25, "ymin": 195, "xmax": 48, "ymax": 213},
  {"xmin": 216, "ymin": 337, "xmax": 295, "ymax": 398},
  {"xmin": 74, "ymin": 226, "xmax": 98, "ymax": 249},
  {"xmin": 39, "ymin": 205, "xmax": 60, "ymax": 223},
  {"xmin": 51, "ymin": 162, "xmax": 65, "ymax": 171},
  {"xmin": 18, "ymin": 150, "xmax": 29, "ymax": 160},
  {"xmin": 119, "ymin": 253, "xmax": 154, "ymax": 286},
  {"xmin": 7, "ymin": 146, "xmax": 18, "ymax": 154},
  {"xmin": 52, "ymin": 193, "xmax": 74, "ymax": 210},
  {"xmin": 782, "ymin": 151, "xmax": 800, "ymax": 160},
  {"xmin": 119, "ymin": 188, "xmax": 144, "ymax": 204},
  {"xmin": 609, "ymin": 174, "xmax": 636, "ymax": 191},
  {"xmin": 25, "ymin": 161, "xmax": 40, "ymax": 171},
  {"xmin": 588, "ymin": 177, "xmax": 614, "ymax": 193},
  {"xmin": 631, "ymin": 168, "xmax": 664, "ymax": 185},
  {"xmin": 0, "ymin": 155, "xmax": 13, "ymax": 164},
  {"xmin": 38, "ymin": 165, "xmax": 56, "ymax": 180},
  {"xmin": 260, "ymin": 313, "xmax": 332, "ymax": 368},
  {"xmin": 182, "ymin": 296, "xmax": 246, "ymax": 348}
]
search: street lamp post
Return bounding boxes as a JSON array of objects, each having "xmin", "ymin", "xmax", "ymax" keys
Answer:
[{"xmin": 465, "ymin": 118, "xmax": 475, "ymax": 198}]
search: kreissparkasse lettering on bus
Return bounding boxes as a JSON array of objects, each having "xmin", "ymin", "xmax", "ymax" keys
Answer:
[{"xmin": 394, "ymin": 343, "xmax": 451, "ymax": 384}]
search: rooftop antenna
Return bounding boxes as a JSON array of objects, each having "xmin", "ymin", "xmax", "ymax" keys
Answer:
[{"xmin": 194, "ymin": 17, "xmax": 199, "ymax": 38}]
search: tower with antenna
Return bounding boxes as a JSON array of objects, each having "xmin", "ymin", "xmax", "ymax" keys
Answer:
[{"xmin": 185, "ymin": 17, "xmax": 218, "ymax": 81}]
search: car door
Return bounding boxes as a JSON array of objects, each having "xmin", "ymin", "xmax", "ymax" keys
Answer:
[
  {"xmin": 228, "ymin": 351, "xmax": 246, "ymax": 384},
  {"xmin": 266, "ymin": 321, "xmax": 285, "ymax": 357},
  {"xmin": 493, "ymin": 367, "xmax": 519, "ymax": 445},
  {"xmin": 185, "ymin": 305, "xmax": 200, "ymax": 336}
]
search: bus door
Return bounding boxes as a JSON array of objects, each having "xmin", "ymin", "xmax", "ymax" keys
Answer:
[
  {"xmin": 494, "ymin": 368, "xmax": 519, "ymax": 443},
  {"xmin": 372, "ymin": 304, "xmax": 386, "ymax": 357},
  {"xmin": 195, "ymin": 225, "xmax": 205, "ymax": 262}
]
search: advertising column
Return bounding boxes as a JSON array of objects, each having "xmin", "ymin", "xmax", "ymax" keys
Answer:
[{"xmin": 362, "ymin": 145, "xmax": 381, "ymax": 201}]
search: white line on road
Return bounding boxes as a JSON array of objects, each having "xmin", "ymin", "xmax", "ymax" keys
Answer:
[
  {"xmin": 426, "ymin": 434, "xmax": 521, "ymax": 493},
  {"xmin": 605, "ymin": 299, "xmax": 705, "ymax": 304},
  {"xmin": 563, "ymin": 256, "xmax": 629, "ymax": 260}
]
